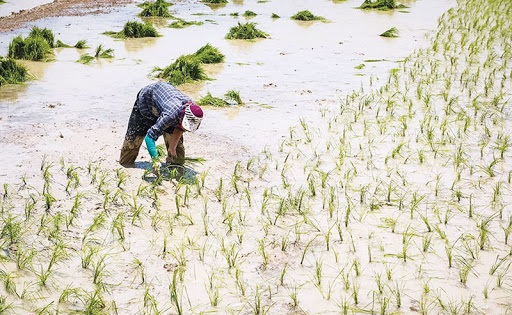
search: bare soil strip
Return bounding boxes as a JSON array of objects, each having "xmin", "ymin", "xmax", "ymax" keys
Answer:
[{"xmin": 0, "ymin": 0, "xmax": 135, "ymax": 32}]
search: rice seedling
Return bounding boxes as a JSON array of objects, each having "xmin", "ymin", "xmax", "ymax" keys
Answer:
[
  {"xmin": 139, "ymin": 0, "xmax": 173, "ymax": 17},
  {"xmin": 202, "ymin": 0, "xmax": 228, "ymax": 4},
  {"xmin": 359, "ymin": 0, "xmax": 405, "ymax": 10},
  {"xmin": 225, "ymin": 22, "xmax": 268, "ymax": 40},
  {"xmin": 105, "ymin": 21, "xmax": 160, "ymax": 38},
  {"xmin": 243, "ymin": 10, "xmax": 257, "ymax": 17},
  {"xmin": 225, "ymin": 90, "xmax": 243, "ymax": 105},
  {"xmin": 0, "ymin": 57, "xmax": 29, "ymax": 85},
  {"xmin": 271, "ymin": 13, "xmax": 280, "ymax": 18},
  {"xmin": 169, "ymin": 269, "xmax": 183, "ymax": 315},
  {"xmin": 168, "ymin": 18, "xmax": 203, "ymax": 28},
  {"xmin": 380, "ymin": 27, "xmax": 399, "ymax": 38},
  {"xmin": 8, "ymin": 34, "xmax": 52, "ymax": 61},
  {"xmin": 77, "ymin": 44, "xmax": 114, "ymax": 64},
  {"xmin": 74, "ymin": 40, "xmax": 89, "ymax": 49},
  {"xmin": 198, "ymin": 92, "xmax": 229, "ymax": 107},
  {"xmin": 291, "ymin": 10, "xmax": 325, "ymax": 21},
  {"xmin": 155, "ymin": 55, "xmax": 207, "ymax": 85}
]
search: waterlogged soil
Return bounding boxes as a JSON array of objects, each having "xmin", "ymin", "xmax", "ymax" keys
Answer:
[{"xmin": 5, "ymin": 0, "xmax": 501, "ymax": 314}]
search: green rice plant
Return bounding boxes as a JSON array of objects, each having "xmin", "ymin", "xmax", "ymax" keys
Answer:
[
  {"xmin": 359, "ymin": 0, "xmax": 403, "ymax": 10},
  {"xmin": 15, "ymin": 246, "xmax": 36, "ymax": 270},
  {"xmin": 0, "ymin": 214, "xmax": 24, "ymax": 246},
  {"xmin": 156, "ymin": 55, "xmax": 207, "ymax": 85},
  {"xmin": 221, "ymin": 240, "xmax": 239, "ymax": 268},
  {"xmin": 47, "ymin": 241, "xmax": 68, "ymax": 272},
  {"xmin": 202, "ymin": 0, "xmax": 227, "ymax": 4},
  {"xmin": 74, "ymin": 40, "xmax": 89, "ymax": 49},
  {"xmin": 92, "ymin": 254, "xmax": 108, "ymax": 285},
  {"xmin": 0, "ymin": 272, "xmax": 18, "ymax": 297},
  {"xmin": 83, "ymin": 287, "xmax": 106, "ymax": 315},
  {"xmin": 225, "ymin": 22, "xmax": 268, "ymax": 40},
  {"xmin": 243, "ymin": 10, "xmax": 257, "ymax": 17},
  {"xmin": 105, "ymin": 21, "xmax": 160, "ymax": 38},
  {"xmin": 55, "ymin": 40, "xmax": 71, "ymax": 48},
  {"xmin": 0, "ymin": 58, "xmax": 29, "ymax": 85},
  {"xmin": 258, "ymin": 239, "xmax": 269, "ymax": 269},
  {"xmin": 192, "ymin": 43, "xmax": 225, "ymax": 64},
  {"xmin": 139, "ymin": 0, "xmax": 172, "ymax": 17},
  {"xmin": 478, "ymin": 215, "xmax": 496, "ymax": 250},
  {"xmin": 8, "ymin": 34, "xmax": 52, "ymax": 61},
  {"xmin": 271, "ymin": 13, "xmax": 280, "ymax": 18},
  {"xmin": 380, "ymin": 27, "xmax": 399, "ymax": 38},
  {"xmin": 288, "ymin": 285, "xmax": 299, "ymax": 308},
  {"xmin": 225, "ymin": 90, "xmax": 243, "ymax": 104},
  {"xmin": 291, "ymin": 10, "xmax": 325, "ymax": 21},
  {"xmin": 169, "ymin": 18, "xmax": 203, "ymax": 28},
  {"xmin": 35, "ymin": 265, "xmax": 52, "ymax": 287},
  {"xmin": 169, "ymin": 269, "xmax": 183, "ymax": 315},
  {"xmin": 199, "ymin": 92, "xmax": 229, "ymax": 107},
  {"xmin": 29, "ymin": 26, "xmax": 55, "ymax": 47}
]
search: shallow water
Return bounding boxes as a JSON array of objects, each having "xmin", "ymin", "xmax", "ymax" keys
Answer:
[{"xmin": 0, "ymin": 0, "xmax": 455, "ymax": 165}]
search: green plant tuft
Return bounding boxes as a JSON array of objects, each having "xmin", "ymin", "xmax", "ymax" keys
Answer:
[
  {"xmin": 168, "ymin": 19, "xmax": 203, "ymax": 29},
  {"xmin": 198, "ymin": 92, "xmax": 229, "ymax": 107},
  {"xmin": 139, "ymin": 0, "xmax": 173, "ymax": 17},
  {"xmin": 380, "ymin": 27, "xmax": 399, "ymax": 38},
  {"xmin": 0, "ymin": 57, "xmax": 29, "ymax": 85},
  {"xmin": 55, "ymin": 40, "xmax": 72, "ymax": 48},
  {"xmin": 225, "ymin": 22, "xmax": 268, "ymax": 40},
  {"xmin": 202, "ymin": 0, "xmax": 228, "ymax": 3},
  {"xmin": 74, "ymin": 40, "xmax": 89, "ymax": 49},
  {"xmin": 271, "ymin": 13, "xmax": 280, "ymax": 18},
  {"xmin": 225, "ymin": 90, "xmax": 243, "ymax": 105},
  {"xmin": 157, "ymin": 55, "xmax": 207, "ymax": 85},
  {"xmin": 291, "ymin": 10, "xmax": 324, "ymax": 21},
  {"xmin": 359, "ymin": 0, "xmax": 405, "ymax": 10},
  {"xmin": 193, "ymin": 43, "xmax": 225, "ymax": 64},
  {"xmin": 8, "ymin": 35, "xmax": 52, "ymax": 61},
  {"xmin": 243, "ymin": 10, "xmax": 257, "ymax": 17},
  {"xmin": 29, "ymin": 26, "xmax": 55, "ymax": 48},
  {"xmin": 105, "ymin": 21, "xmax": 160, "ymax": 38}
]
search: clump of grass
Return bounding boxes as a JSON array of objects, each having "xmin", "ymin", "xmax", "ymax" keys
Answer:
[
  {"xmin": 155, "ymin": 43, "xmax": 223, "ymax": 84},
  {"xmin": 243, "ymin": 10, "xmax": 257, "ymax": 17},
  {"xmin": 359, "ymin": 0, "xmax": 405, "ymax": 10},
  {"xmin": 168, "ymin": 19, "xmax": 203, "ymax": 28},
  {"xmin": 271, "ymin": 13, "xmax": 281, "ymax": 19},
  {"xmin": 198, "ymin": 92, "xmax": 229, "ymax": 107},
  {"xmin": 29, "ymin": 26, "xmax": 55, "ymax": 48},
  {"xmin": 225, "ymin": 90, "xmax": 243, "ymax": 105},
  {"xmin": 380, "ymin": 27, "xmax": 399, "ymax": 38},
  {"xmin": 77, "ymin": 44, "xmax": 114, "ymax": 64},
  {"xmin": 0, "ymin": 58, "xmax": 29, "ymax": 85},
  {"xmin": 7, "ymin": 30, "xmax": 53, "ymax": 61},
  {"xmin": 291, "ymin": 10, "xmax": 325, "ymax": 21},
  {"xmin": 104, "ymin": 21, "xmax": 160, "ymax": 38},
  {"xmin": 225, "ymin": 22, "xmax": 268, "ymax": 40},
  {"xmin": 194, "ymin": 43, "xmax": 225, "ymax": 63},
  {"xmin": 156, "ymin": 55, "xmax": 207, "ymax": 85},
  {"xmin": 202, "ymin": 0, "xmax": 228, "ymax": 4},
  {"xmin": 139, "ymin": 0, "xmax": 172, "ymax": 17},
  {"xmin": 57, "ymin": 39, "xmax": 89, "ymax": 48}
]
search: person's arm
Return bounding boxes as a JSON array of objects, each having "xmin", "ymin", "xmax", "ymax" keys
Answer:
[
  {"xmin": 145, "ymin": 135, "xmax": 158, "ymax": 159},
  {"xmin": 168, "ymin": 129, "xmax": 184, "ymax": 157}
]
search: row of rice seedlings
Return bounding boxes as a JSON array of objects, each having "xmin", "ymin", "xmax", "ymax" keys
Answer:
[
  {"xmin": 104, "ymin": 21, "xmax": 160, "ymax": 38},
  {"xmin": 0, "ymin": 57, "xmax": 28, "ymax": 85},
  {"xmin": 154, "ymin": 43, "xmax": 224, "ymax": 85}
]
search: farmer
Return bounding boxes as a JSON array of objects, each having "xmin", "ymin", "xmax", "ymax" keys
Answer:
[{"xmin": 119, "ymin": 82, "xmax": 203, "ymax": 172}]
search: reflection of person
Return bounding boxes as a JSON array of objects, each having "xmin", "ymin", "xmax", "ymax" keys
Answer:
[{"xmin": 119, "ymin": 82, "xmax": 203, "ymax": 170}]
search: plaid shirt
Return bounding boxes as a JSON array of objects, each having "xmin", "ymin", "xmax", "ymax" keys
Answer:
[{"xmin": 136, "ymin": 82, "xmax": 193, "ymax": 140}]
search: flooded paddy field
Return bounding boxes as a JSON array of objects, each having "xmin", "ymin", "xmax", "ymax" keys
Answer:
[{"xmin": 1, "ymin": 0, "xmax": 511, "ymax": 314}]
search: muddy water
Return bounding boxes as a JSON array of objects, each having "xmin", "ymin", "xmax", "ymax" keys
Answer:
[
  {"xmin": 0, "ymin": 0, "xmax": 454, "ymax": 178},
  {"xmin": 0, "ymin": 0, "xmax": 53, "ymax": 17}
]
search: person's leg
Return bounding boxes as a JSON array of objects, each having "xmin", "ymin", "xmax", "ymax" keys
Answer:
[
  {"xmin": 119, "ymin": 102, "xmax": 153, "ymax": 166},
  {"xmin": 163, "ymin": 130, "xmax": 185, "ymax": 165}
]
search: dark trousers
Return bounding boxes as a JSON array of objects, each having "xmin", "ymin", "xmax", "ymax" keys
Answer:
[{"xmin": 119, "ymin": 102, "xmax": 185, "ymax": 166}]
